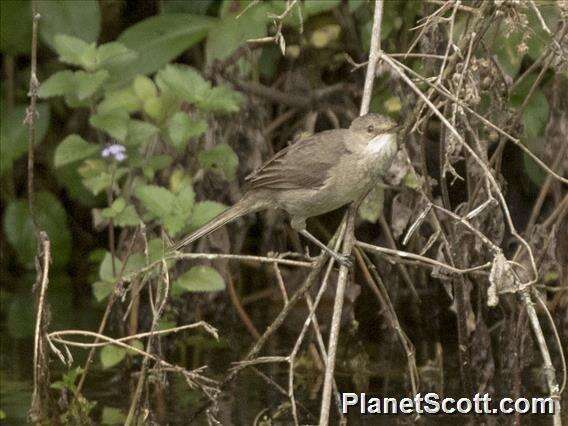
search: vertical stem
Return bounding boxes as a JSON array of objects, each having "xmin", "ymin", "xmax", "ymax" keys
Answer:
[
  {"xmin": 318, "ymin": 204, "xmax": 358, "ymax": 425},
  {"xmin": 359, "ymin": 0, "xmax": 384, "ymax": 116},
  {"xmin": 320, "ymin": 1, "xmax": 384, "ymax": 423}
]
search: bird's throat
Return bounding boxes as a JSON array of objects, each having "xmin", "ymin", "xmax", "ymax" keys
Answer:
[{"xmin": 366, "ymin": 133, "xmax": 396, "ymax": 156}]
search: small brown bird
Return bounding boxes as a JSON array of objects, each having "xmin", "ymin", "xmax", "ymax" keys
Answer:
[{"xmin": 174, "ymin": 113, "xmax": 400, "ymax": 266}]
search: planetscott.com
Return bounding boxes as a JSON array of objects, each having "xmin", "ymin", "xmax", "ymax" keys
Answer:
[{"xmin": 340, "ymin": 392, "xmax": 555, "ymax": 416}]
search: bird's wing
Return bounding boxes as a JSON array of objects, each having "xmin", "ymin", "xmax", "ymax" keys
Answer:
[{"xmin": 245, "ymin": 130, "xmax": 351, "ymax": 191}]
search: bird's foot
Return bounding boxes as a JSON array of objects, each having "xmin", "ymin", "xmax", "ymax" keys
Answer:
[{"xmin": 334, "ymin": 253, "xmax": 354, "ymax": 269}]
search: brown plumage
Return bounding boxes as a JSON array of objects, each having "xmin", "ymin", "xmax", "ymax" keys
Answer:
[{"xmin": 173, "ymin": 113, "xmax": 399, "ymax": 265}]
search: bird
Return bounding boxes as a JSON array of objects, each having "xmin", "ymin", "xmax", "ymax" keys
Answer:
[{"xmin": 173, "ymin": 113, "xmax": 400, "ymax": 266}]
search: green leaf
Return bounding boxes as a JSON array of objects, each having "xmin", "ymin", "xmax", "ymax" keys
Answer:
[
  {"xmin": 95, "ymin": 42, "xmax": 137, "ymax": 73},
  {"xmin": 133, "ymin": 75, "xmax": 158, "ymax": 101},
  {"xmin": 74, "ymin": 70, "xmax": 109, "ymax": 100},
  {"xmin": 126, "ymin": 339, "xmax": 144, "ymax": 355},
  {"xmin": 89, "ymin": 109, "xmax": 129, "ymax": 141},
  {"xmin": 1, "ymin": 0, "xmax": 32, "ymax": 54},
  {"xmin": 167, "ymin": 112, "xmax": 207, "ymax": 151},
  {"xmin": 101, "ymin": 197, "xmax": 126, "ymax": 219},
  {"xmin": 205, "ymin": 1, "xmax": 267, "ymax": 68},
  {"xmin": 54, "ymin": 134, "xmax": 99, "ymax": 167},
  {"xmin": 358, "ymin": 185, "xmax": 384, "ymax": 223},
  {"xmin": 39, "ymin": 70, "xmax": 108, "ymax": 100},
  {"xmin": 38, "ymin": 0, "xmax": 100, "ymax": 50},
  {"xmin": 53, "ymin": 34, "xmax": 97, "ymax": 69},
  {"xmin": 522, "ymin": 90, "xmax": 549, "ymax": 140},
  {"xmin": 164, "ymin": 185, "xmax": 195, "ymax": 236},
  {"xmin": 92, "ymin": 281, "xmax": 114, "ymax": 302},
  {"xmin": 102, "ymin": 198, "xmax": 140, "ymax": 227},
  {"xmin": 101, "ymin": 407, "xmax": 126, "ymax": 425},
  {"xmin": 114, "ymin": 205, "xmax": 140, "ymax": 227},
  {"xmin": 157, "ymin": 64, "xmax": 210, "ymax": 104},
  {"xmin": 116, "ymin": 14, "xmax": 215, "ymax": 82},
  {"xmin": 100, "ymin": 345, "xmax": 126, "ymax": 369},
  {"xmin": 198, "ymin": 143, "xmax": 239, "ymax": 181},
  {"xmin": 189, "ymin": 201, "xmax": 227, "ymax": 230},
  {"xmin": 267, "ymin": 0, "xmax": 340, "ymax": 28},
  {"xmin": 173, "ymin": 266, "xmax": 226, "ymax": 293},
  {"xmin": 0, "ymin": 103, "xmax": 50, "ymax": 176},
  {"xmin": 38, "ymin": 70, "xmax": 76, "ymax": 98},
  {"xmin": 3, "ymin": 192, "xmax": 72, "ymax": 269},
  {"xmin": 98, "ymin": 87, "xmax": 141, "ymax": 114},
  {"xmin": 198, "ymin": 86, "xmax": 243, "ymax": 113},
  {"xmin": 492, "ymin": 27, "xmax": 523, "ymax": 78},
  {"xmin": 523, "ymin": 151, "xmax": 546, "ymax": 187},
  {"xmin": 125, "ymin": 120, "xmax": 159, "ymax": 146},
  {"xmin": 134, "ymin": 184, "xmax": 175, "ymax": 219}
]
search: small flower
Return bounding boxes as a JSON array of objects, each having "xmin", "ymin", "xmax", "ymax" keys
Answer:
[{"xmin": 102, "ymin": 144, "xmax": 127, "ymax": 162}]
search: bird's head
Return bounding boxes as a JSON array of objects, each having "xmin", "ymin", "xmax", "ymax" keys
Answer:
[{"xmin": 349, "ymin": 113, "xmax": 399, "ymax": 138}]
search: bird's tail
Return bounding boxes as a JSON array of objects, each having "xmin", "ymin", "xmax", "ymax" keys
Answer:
[{"xmin": 173, "ymin": 196, "xmax": 262, "ymax": 251}]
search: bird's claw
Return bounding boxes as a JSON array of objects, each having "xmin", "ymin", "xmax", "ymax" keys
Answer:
[{"xmin": 335, "ymin": 253, "xmax": 354, "ymax": 268}]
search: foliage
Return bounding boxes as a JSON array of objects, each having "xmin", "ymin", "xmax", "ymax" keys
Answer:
[{"xmin": 1, "ymin": 0, "xmax": 566, "ymax": 423}]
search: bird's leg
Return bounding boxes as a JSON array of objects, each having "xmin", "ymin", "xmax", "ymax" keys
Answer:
[{"xmin": 299, "ymin": 229, "xmax": 353, "ymax": 268}]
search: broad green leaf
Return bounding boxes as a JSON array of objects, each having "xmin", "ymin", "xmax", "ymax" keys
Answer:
[
  {"xmin": 205, "ymin": 1, "xmax": 267, "ymax": 67},
  {"xmin": 116, "ymin": 14, "xmax": 215, "ymax": 82},
  {"xmin": 82, "ymin": 173, "xmax": 113, "ymax": 196},
  {"xmin": 125, "ymin": 120, "xmax": 159, "ymax": 146},
  {"xmin": 134, "ymin": 184, "xmax": 175, "ymax": 219},
  {"xmin": 100, "ymin": 345, "xmax": 126, "ymax": 369},
  {"xmin": 53, "ymin": 34, "xmax": 97, "ymax": 69},
  {"xmin": 1, "ymin": 0, "xmax": 32, "ymax": 54},
  {"xmin": 510, "ymin": 74, "xmax": 549, "ymax": 140},
  {"xmin": 39, "ymin": 70, "xmax": 108, "ymax": 100},
  {"xmin": 3, "ymin": 192, "xmax": 71, "ymax": 269},
  {"xmin": 54, "ymin": 134, "xmax": 98, "ymax": 167},
  {"xmin": 38, "ymin": 70, "xmax": 76, "ymax": 98},
  {"xmin": 114, "ymin": 205, "xmax": 140, "ymax": 227},
  {"xmin": 98, "ymin": 87, "xmax": 141, "ymax": 114},
  {"xmin": 167, "ymin": 112, "xmax": 207, "ymax": 151},
  {"xmin": 99, "ymin": 252, "xmax": 121, "ymax": 283},
  {"xmin": 126, "ymin": 339, "xmax": 144, "ymax": 355},
  {"xmin": 358, "ymin": 185, "xmax": 384, "ymax": 223},
  {"xmin": 189, "ymin": 201, "xmax": 227, "ymax": 230},
  {"xmin": 157, "ymin": 64, "xmax": 210, "ymax": 104},
  {"xmin": 198, "ymin": 143, "xmax": 239, "ymax": 181},
  {"xmin": 74, "ymin": 70, "xmax": 109, "ymax": 100},
  {"xmin": 38, "ymin": 0, "xmax": 100, "ymax": 50},
  {"xmin": 89, "ymin": 109, "xmax": 129, "ymax": 141},
  {"xmin": 173, "ymin": 266, "xmax": 226, "ymax": 293},
  {"xmin": 142, "ymin": 97, "xmax": 165, "ymax": 122},
  {"xmin": 133, "ymin": 75, "xmax": 158, "ymax": 101},
  {"xmin": 92, "ymin": 281, "xmax": 114, "ymax": 302},
  {"xmin": 268, "ymin": 0, "xmax": 341, "ymax": 28},
  {"xmin": 101, "ymin": 197, "xmax": 126, "ymax": 218},
  {"xmin": 526, "ymin": 3, "xmax": 559, "ymax": 61},
  {"xmin": 101, "ymin": 407, "xmax": 126, "ymax": 425},
  {"xmin": 101, "ymin": 198, "xmax": 140, "ymax": 227},
  {"xmin": 162, "ymin": 0, "xmax": 214, "ymax": 14},
  {"xmin": 198, "ymin": 86, "xmax": 243, "ymax": 113},
  {"xmin": 522, "ymin": 89, "xmax": 549, "ymax": 140},
  {"xmin": 98, "ymin": 251, "xmax": 143, "ymax": 283},
  {"xmin": 95, "ymin": 42, "xmax": 137, "ymax": 74},
  {"xmin": 0, "ymin": 103, "xmax": 50, "ymax": 175},
  {"xmin": 164, "ymin": 185, "xmax": 195, "ymax": 236},
  {"xmin": 523, "ymin": 151, "xmax": 546, "ymax": 187},
  {"xmin": 492, "ymin": 26, "xmax": 523, "ymax": 78}
]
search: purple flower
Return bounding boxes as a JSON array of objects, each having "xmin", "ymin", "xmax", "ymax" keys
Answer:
[{"xmin": 102, "ymin": 144, "xmax": 127, "ymax": 162}]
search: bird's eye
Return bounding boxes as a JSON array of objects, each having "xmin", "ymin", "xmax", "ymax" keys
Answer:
[{"xmin": 367, "ymin": 125, "xmax": 374, "ymax": 133}]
